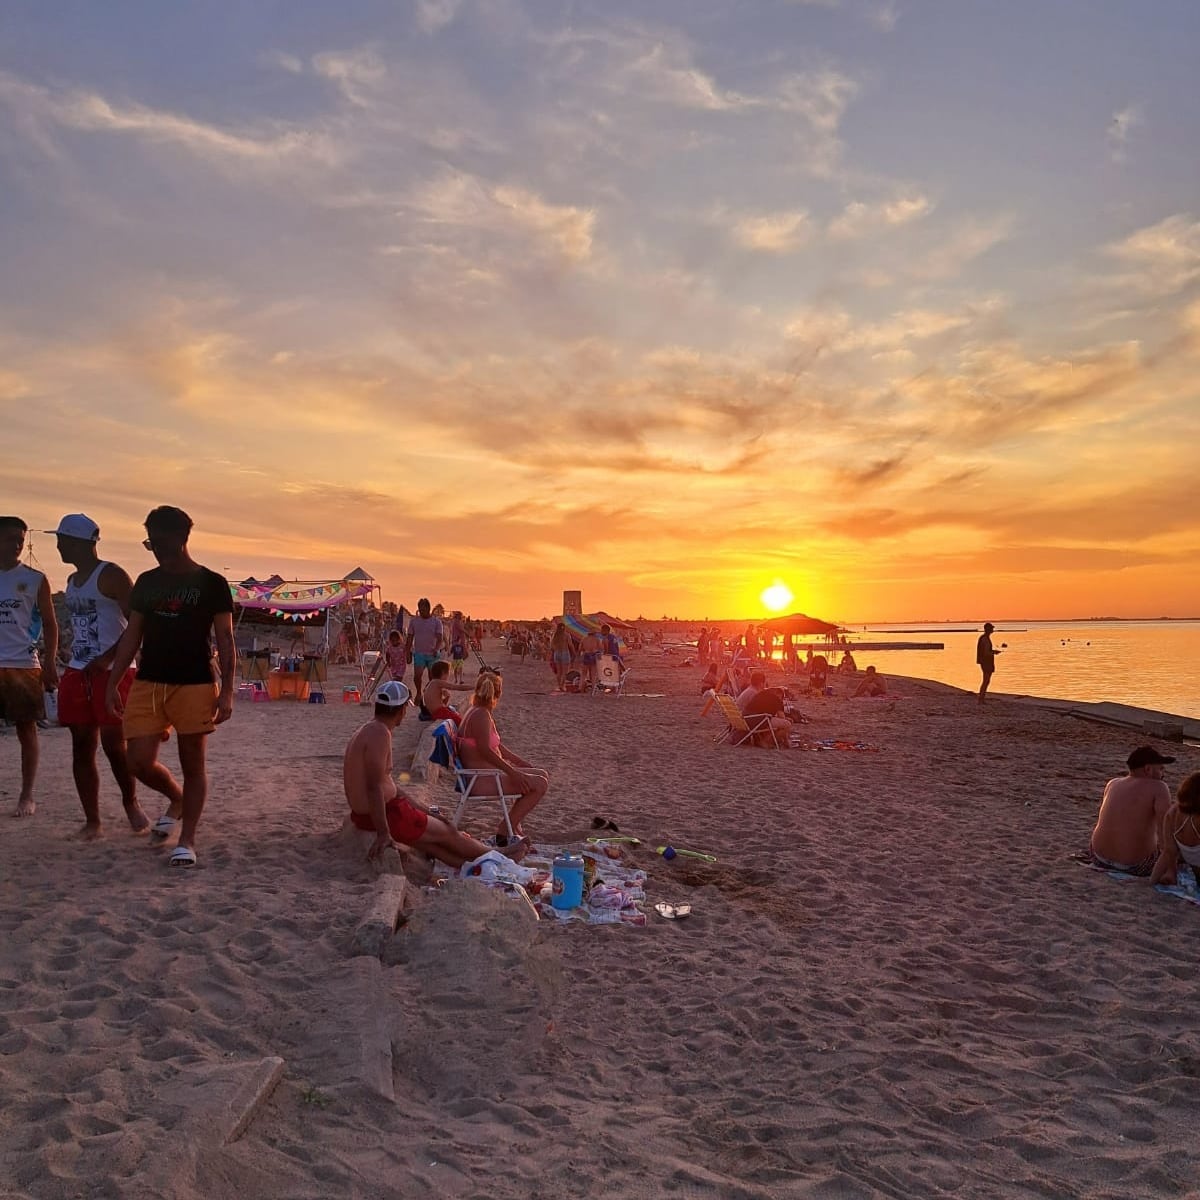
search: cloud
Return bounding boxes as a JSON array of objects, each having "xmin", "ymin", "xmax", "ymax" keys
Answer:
[
  {"xmin": 868, "ymin": 2, "xmax": 900, "ymax": 32},
  {"xmin": 416, "ymin": 0, "xmax": 464, "ymax": 35},
  {"xmin": 732, "ymin": 210, "xmax": 811, "ymax": 253},
  {"xmin": 912, "ymin": 215, "xmax": 1012, "ymax": 279},
  {"xmin": 1107, "ymin": 104, "xmax": 1142, "ymax": 164},
  {"xmin": 1102, "ymin": 213, "xmax": 1200, "ymax": 296},
  {"xmin": 311, "ymin": 48, "xmax": 387, "ymax": 107},
  {"xmin": 828, "ymin": 192, "xmax": 933, "ymax": 239},
  {"xmin": 404, "ymin": 168, "xmax": 596, "ymax": 263},
  {"xmin": 0, "ymin": 69, "xmax": 337, "ymax": 169}
]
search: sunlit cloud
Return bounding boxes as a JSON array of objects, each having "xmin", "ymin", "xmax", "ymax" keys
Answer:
[
  {"xmin": 828, "ymin": 192, "xmax": 933, "ymax": 239},
  {"xmin": 0, "ymin": 70, "xmax": 336, "ymax": 168},
  {"xmin": 1102, "ymin": 213, "xmax": 1200, "ymax": 296},
  {"xmin": 733, "ymin": 210, "xmax": 811, "ymax": 252}
]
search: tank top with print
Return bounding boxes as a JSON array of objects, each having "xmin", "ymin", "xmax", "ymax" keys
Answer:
[
  {"xmin": 65, "ymin": 561, "xmax": 128, "ymax": 669},
  {"xmin": 0, "ymin": 564, "xmax": 45, "ymax": 668}
]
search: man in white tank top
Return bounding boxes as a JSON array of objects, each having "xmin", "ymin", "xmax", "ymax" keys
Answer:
[
  {"xmin": 49, "ymin": 514, "xmax": 149, "ymax": 838},
  {"xmin": 0, "ymin": 516, "xmax": 59, "ymax": 816}
]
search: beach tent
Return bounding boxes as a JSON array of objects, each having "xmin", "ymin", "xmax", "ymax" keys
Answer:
[
  {"xmin": 761, "ymin": 612, "xmax": 841, "ymax": 637},
  {"xmin": 231, "ymin": 572, "xmax": 383, "ymax": 683}
]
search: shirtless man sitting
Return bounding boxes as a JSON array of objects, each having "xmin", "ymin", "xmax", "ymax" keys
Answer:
[
  {"xmin": 1089, "ymin": 746, "xmax": 1174, "ymax": 875},
  {"xmin": 344, "ymin": 680, "xmax": 529, "ymax": 867},
  {"xmin": 853, "ymin": 666, "xmax": 887, "ymax": 697}
]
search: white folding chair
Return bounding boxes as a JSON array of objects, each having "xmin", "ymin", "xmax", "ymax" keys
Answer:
[
  {"xmin": 428, "ymin": 721, "xmax": 518, "ymax": 838},
  {"xmin": 594, "ymin": 654, "xmax": 628, "ymax": 696}
]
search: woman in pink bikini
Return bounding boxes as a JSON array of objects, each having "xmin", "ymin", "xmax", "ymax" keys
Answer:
[{"xmin": 457, "ymin": 673, "xmax": 550, "ymax": 844}]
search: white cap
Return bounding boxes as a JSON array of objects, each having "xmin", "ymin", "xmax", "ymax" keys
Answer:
[
  {"xmin": 376, "ymin": 680, "xmax": 413, "ymax": 709},
  {"xmin": 45, "ymin": 514, "xmax": 100, "ymax": 542}
]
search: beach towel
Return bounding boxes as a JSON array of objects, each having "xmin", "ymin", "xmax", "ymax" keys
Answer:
[
  {"xmin": 790, "ymin": 737, "xmax": 881, "ymax": 752},
  {"xmin": 1073, "ymin": 851, "xmax": 1200, "ymax": 906}
]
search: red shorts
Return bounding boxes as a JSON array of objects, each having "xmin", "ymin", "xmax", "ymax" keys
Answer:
[
  {"xmin": 350, "ymin": 797, "xmax": 429, "ymax": 846},
  {"xmin": 430, "ymin": 706, "xmax": 461, "ymax": 725},
  {"xmin": 58, "ymin": 666, "xmax": 135, "ymax": 728}
]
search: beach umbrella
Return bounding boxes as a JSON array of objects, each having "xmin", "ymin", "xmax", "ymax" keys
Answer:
[{"xmin": 761, "ymin": 612, "xmax": 841, "ymax": 637}]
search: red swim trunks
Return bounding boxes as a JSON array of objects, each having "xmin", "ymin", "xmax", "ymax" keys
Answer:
[
  {"xmin": 58, "ymin": 666, "xmax": 135, "ymax": 728},
  {"xmin": 350, "ymin": 797, "xmax": 429, "ymax": 846},
  {"xmin": 429, "ymin": 705, "xmax": 461, "ymax": 726}
]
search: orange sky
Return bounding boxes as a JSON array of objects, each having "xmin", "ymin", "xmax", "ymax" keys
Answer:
[{"xmin": 4, "ymin": 4, "xmax": 1200, "ymax": 621}]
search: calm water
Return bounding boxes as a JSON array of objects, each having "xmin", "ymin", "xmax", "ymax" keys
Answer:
[{"xmin": 840, "ymin": 621, "xmax": 1200, "ymax": 719}]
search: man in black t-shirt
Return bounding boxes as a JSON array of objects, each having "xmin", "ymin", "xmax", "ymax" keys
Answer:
[{"xmin": 106, "ymin": 506, "xmax": 235, "ymax": 868}]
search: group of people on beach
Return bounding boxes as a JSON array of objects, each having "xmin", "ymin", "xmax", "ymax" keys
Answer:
[
  {"xmin": 0, "ymin": 508, "xmax": 234, "ymax": 866},
  {"xmin": 1088, "ymin": 746, "xmax": 1200, "ymax": 886}
]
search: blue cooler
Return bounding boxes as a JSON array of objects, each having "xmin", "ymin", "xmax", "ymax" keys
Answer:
[{"xmin": 551, "ymin": 853, "xmax": 585, "ymax": 909}]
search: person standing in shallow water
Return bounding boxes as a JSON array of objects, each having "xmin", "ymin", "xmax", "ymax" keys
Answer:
[{"xmin": 976, "ymin": 622, "xmax": 1001, "ymax": 705}]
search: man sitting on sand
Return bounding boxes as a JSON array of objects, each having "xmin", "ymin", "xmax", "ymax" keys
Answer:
[
  {"xmin": 344, "ymin": 680, "xmax": 529, "ymax": 867},
  {"xmin": 1088, "ymin": 746, "xmax": 1174, "ymax": 875},
  {"xmin": 853, "ymin": 666, "xmax": 887, "ymax": 697}
]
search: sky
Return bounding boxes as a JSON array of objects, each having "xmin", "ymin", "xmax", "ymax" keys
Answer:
[{"xmin": 2, "ymin": 1, "xmax": 1199, "ymax": 621}]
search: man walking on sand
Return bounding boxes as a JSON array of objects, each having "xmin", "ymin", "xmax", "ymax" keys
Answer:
[
  {"xmin": 105, "ymin": 507, "xmax": 234, "ymax": 867},
  {"xmin": 405, "ymin": 597, "xmax": 443, "ymax": 706},
  {"xmin": 976, "ymin": 622, "xmax": 1001, "ymax": 704},
  {"xmin": 50, "ymin": 513, "xmax": 149, "ymax": 837},
  {"xmin": 1088, "ymin": 746, "xmax": 1174, "ymax": 875},
  {"xmin": 0, "ymin": 516, "xmax": 58, "ymax": 816},
  {"xmin": 344, "ymin": 680, "xmax": 529, "ymax": 867}
]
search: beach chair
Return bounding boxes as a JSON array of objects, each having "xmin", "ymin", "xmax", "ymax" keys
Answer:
[
  {"xmin": 428, "ymin": 721, "xmax": 517, "ymax": 839},
  {"xmin": 713, "ymin": 694, "xmax": 781, "ymax": 748},
  {"xmin": 594, "ymin": 654, "xmax": 628, "ymax": 696}
]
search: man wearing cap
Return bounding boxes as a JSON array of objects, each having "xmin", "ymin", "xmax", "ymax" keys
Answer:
[
  {"xmin": 976, "ymin": 622, "xmax": 1001, "ymax": 704},
  {"xmin": 1088, "ymin": 746, "xmax": 1175, "ymax": 875},
  {"xmin": 50, "ymin": 514, "xmax": 148, "ymax": 838},
  {"xmin": 0, "ymin": 516, "xmax": 58, "ymax": 816},
  {"xmin": 104, "ymin": 506, "xmax": 234, "ymax": 868},
  {"xmin": 343, "ymin": 680, "xmax": 529, "ymax": 867}
]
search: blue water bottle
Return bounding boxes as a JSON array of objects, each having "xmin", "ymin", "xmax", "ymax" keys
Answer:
[{"xmin": 551, "ymin": 853, "xmax": 585, "ymax": 909}]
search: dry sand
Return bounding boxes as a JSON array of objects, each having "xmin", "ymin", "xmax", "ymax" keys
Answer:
[{"xmin": 2, "ymin": 642, "xmax": 1199, "ymax": 1199}]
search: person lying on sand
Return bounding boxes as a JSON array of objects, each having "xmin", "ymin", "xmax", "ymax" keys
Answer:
[
  {"xmin": 458, "ymin": 672, "xmax": 549, "ymax": 844},
  {"xmin": 1150, "ymin": 771, "xmax": 1200, "ymax": 887},
  {"xmin": 344, "ymin": 681, "xmax": 530, "ymax": 867},
  {"xmin": 1089, "ymin": 746, "xmax": 1174, "ymax": 875}
]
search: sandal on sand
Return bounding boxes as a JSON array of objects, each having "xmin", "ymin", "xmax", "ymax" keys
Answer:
[
  {"xmin": 590, "ymin": 816, "xmax": 621, "ymax": 832},
  {"xmin": 168, "ymin": 847, "xmax": 197, "ymax": 867},
  {"xmin": 151, "ymin": 814, "xmax": 179, "ymax": 839}
]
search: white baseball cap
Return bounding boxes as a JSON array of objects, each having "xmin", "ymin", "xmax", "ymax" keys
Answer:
[
  {"xmin": 376, "ymin": 680, "xmax": 413, "ymax": 708},
  {"xmin": 45, "ymin": 514, "xmax": 100, "ymax": 542}
]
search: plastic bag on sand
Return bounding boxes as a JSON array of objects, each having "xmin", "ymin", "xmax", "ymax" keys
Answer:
[{"xmin": 461, "ymin": 850, "xmax": 539, "ymax": 885}]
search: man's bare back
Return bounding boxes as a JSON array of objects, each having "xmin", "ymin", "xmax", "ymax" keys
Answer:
[{"xmin": 1091, "ymin": 773, "xmax": 1171, "ymax": 867}]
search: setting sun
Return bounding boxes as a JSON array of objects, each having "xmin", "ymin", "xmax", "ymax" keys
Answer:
[{"xmin": 760, "ymin": 582, "xmax": 794, "ymax": 613}]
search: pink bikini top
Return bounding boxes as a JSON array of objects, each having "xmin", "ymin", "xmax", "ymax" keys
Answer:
[{"xmin": 458, "ymin": 708, "xmax": 500, "ymax": 754}]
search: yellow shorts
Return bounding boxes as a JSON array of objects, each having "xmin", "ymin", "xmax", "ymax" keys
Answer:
[{"xmin": 123, "ymin": 679, "xmax": 217, "ymax": 739}]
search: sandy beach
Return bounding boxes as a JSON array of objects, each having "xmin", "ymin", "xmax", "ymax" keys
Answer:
[{"xmin": 3, "ymin": 642, "xmax": 1200, "ymax": 1199}]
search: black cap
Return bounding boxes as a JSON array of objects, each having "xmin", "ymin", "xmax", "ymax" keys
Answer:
[{"xmin": 1127, "ymin": 745, "xmax": 1176, "ymax": 769}]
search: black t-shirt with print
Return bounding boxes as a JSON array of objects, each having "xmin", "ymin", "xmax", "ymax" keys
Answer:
[{"xmin": 130, "ymin": 565, "xmax": 232, "ymax": 684}]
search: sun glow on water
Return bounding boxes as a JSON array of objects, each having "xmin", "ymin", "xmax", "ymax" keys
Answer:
[{"xmin": 760, "ymin": 582, "xmax": 794, "ymax": 613}]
